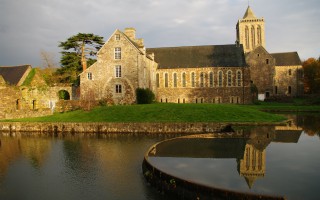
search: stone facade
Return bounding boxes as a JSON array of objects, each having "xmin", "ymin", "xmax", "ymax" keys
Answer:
[
  {"xmin": 274, "ymin": 65, "xmax": 304, "ymax": 96},
  {"xmin": 80, "ymin": 28, "xmax": 157, "ymax": 104},
  {"xmin": 80, "ymin": 6, "xmax": 303, "ymax": 104},
  {"xmin": 246, "ymin": 46, "xmax": 276, "ymax": 98},
  {"xmin": 238, "ymin": 7, "xmax": 303, "ymax": 99},
  {"xmin": 155, "ymin": 67, "xmax": 251, "ymax": 104},
  {"xmin": 236, "ymin": 6, "xmax": 266, "ymax": 53},
  {"xmin": 0, "ymin": 67, "xmax": 74, "ymax": 119}
]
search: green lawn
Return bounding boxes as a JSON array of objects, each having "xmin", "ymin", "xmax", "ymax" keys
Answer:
[{"xmin": 5, "ymin": 103, "xmax": 290, "ymax": 123}]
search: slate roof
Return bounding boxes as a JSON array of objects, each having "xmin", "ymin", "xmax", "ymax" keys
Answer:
[
  {"xmin": 0, "ymin": 65, "xmax": 31, "ymax": 85},
  {"xmin": 271, "ymin": 52, "xmax": 301, "ymax": 66},
  {"xmin": 146, "ymin": 44, "xmax": 247, "ymax": 69}
]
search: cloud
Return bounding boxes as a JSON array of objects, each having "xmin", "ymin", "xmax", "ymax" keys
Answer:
[{"xmin": 0, "ymin": 0, "xmax": 319, "ymax": 67}]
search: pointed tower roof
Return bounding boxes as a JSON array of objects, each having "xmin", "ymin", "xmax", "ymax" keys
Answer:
[{"xmin": 243, "ymin": 6, "xmax": 256, "ymax": 19}]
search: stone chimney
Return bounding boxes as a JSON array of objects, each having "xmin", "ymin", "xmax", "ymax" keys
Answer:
[{"xmin": 124, "ymin": 27, "xmax": 136, "ymax": 40}]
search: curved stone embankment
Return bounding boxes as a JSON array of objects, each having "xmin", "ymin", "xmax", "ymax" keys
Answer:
[
  {"xmin": 142, "ymin": 133, "xmax": 286, "ymax": 200},
  {"xmin": 0, "ymin": 122, "xmax": 229, "ymax": 135}
]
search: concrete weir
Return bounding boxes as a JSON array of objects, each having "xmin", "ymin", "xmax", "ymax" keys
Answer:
[{"xmin": 0, "ymin": 122, "xmax": 229, "ymax": 135}]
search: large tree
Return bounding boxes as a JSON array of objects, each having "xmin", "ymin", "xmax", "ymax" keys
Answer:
[
  {"xmin": 302, "ymin": 57, "xmax": 320, "ymax": 94},
  {"xmin": 56, "ymin": 33, "xmax": 104, "ymax": 85}
]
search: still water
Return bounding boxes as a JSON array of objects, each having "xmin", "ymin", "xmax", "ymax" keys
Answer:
[{"xmin": 0, "ymin": 114, "xmax": 319, "ymax": 200}]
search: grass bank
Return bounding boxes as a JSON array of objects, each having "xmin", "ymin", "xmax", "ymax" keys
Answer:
[{"xmin": 5, "ymin": 103, "xmax": 288, "ymax": 123}]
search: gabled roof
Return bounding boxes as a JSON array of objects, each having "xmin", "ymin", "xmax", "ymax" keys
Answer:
[
  {"xmin": 243, "ymin": 6, "xmax": 257, "ymax": 19},
  {"xmin": 0, "ymin": 65, "xmax": 31, "ymax": 86},
  {"xmin": 146, "ymin": 44, "xmax": 247, "ymax": 69},
  {"xmin": 271, "ymin": 52, "xmax": 301, "ymax": 66}
]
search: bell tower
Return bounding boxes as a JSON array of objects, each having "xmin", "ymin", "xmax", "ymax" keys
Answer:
[{"xmin": 236, "ymin": 6, "xmax": 265, "ymax": 53}]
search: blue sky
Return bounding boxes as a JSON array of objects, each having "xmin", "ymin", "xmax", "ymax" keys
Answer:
[{"xmin": 0, "ymin": 0, "xmax": 319, "ymax": 67}]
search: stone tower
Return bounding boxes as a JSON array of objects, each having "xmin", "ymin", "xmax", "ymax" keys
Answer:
[{"xmin": 236, "ymin": 6, "xmax": 265, "ymax": 53}]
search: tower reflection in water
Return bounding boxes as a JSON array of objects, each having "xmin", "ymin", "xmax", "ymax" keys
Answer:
[{"xmin": 147, "ymin": 122, "xmax": 303, "ymax": 189}]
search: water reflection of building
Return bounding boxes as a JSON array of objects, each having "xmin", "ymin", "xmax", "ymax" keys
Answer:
[
  {"xmin": 148, "ymin": 122, "xmax": 303, "ymax": 189},
  {"xmin": 0, "ymin": 136, "xmax": 51, "ymax": 180}
]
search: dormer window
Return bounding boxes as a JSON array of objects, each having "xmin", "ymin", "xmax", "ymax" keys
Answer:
[{"xmin": 115, "ymin": 34, "xmax": 120, "ymax": 40}]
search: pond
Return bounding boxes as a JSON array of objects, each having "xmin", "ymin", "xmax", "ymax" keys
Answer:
[{"xmin": 0, "ymin": 114, "xmax": 319, "ymax": 200}]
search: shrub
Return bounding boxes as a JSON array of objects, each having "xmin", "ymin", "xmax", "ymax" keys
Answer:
[{"xmin": 136, "ymin": 88, "xmax": 155, "ymax": 104}]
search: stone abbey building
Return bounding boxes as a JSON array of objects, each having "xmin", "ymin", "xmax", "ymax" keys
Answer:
[{"xmin": 80, "ymin": 6, "xmax": 303, "ymax": 104}]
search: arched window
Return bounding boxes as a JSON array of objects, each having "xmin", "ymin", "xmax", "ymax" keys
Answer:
[
  {"xmin": 218, "ymin": 71, "xmax": 223, "ymax": 87},
  {"xmin": 245, "ymin": 26, "xmax": 249, "ymax": 49},
  {"xmin": 200, "ymin": 72, "xmax": 205, "ymax": 87},
  {"xmin": 182, "ymin": 72, "xmax": 186, "ymax": 87},
  {"xmin": 257, "ymin": 25, "xmax": 262, "ymax": 45},
  {"xmin": 156, "ymin": 73, "xmax": 160, "ymax": 88},
  {"xmin": 191, "ymin": 72, "xmax": 195, "ymax": 87},
  {"xmin": 164, "ymin": 73, "xmax": 168, "ymax": 88},
  {"xmin": 173, "ymin": 73, "xmax": 177, "ymax": 87},
  {"xmin": 236, "ymin": 70, "xmax": 242, "ymax": 87},
  {"xmin": 227, "ymin": 70, "xmax": 232, "ymax": 87},
  {"xmin": 251, "ymin": 26, "xmax": 255, "ymax": 49},
  {"xmin": 209, "ymin": 72, "xmax": 214, "ymax": 87}
]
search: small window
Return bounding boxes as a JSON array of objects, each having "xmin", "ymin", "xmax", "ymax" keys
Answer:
[
  {"xmin": 191, "ymin": 72, "xmax": 195, "ymax": 87},
  {"xmin": 164, "ymin": 73, "xmax": 168, "ymax": 88},
  {"xmin": 288, "ymin": 86, "xmax": 292, "ymax": 94},
  {"xmin": 288, "ymin": 69, "xmax": 292, "ymax": 75},
  {"xmin": 156, "ymin": 73, "xmax": 160, "ymax": 88},
  {"xmin": 227, "ymin": 71, "xmax": 232, "ymax": 87},
  {"xmin": 182, "ymin": 72, "xmax": 186, "ymax": 87},
  {"xmin": 87, "ymin": 72, "xmax": 92, "ymax": 80},
  {"xmin": 115, "ymin": 65, "xmax": 121, "ymax": 78},
  {"xmin": 209, "ymin": 72, "xmax": 214, "ymax": 87},
  {"xmin": 200, "ymin": 72, "xmax": 205, "ymax": 87},
  {"xmin": 114, "ymin": 47, "xmax": 121, "ymax": 59},
  {"xmin": 236, "ymin": 70, "xmax": 242, "ymax": 87},
  {"xmin": 218, "ymin": 71, "xmax": 223, "ymax": 87},
  {"xmin": 115, "ymin": 84, "xmax": 122, "ymax": 93},
  {"xmin": 115, "ymin": 34, "xmax": 120, "ymax": 40},
  {"xmin": 173, "ymin": 73, "xmax": 177, "ymax": 87},
  {"xmin": 266, "ymin": 59, "xmax": 269, "ymax": 64}
]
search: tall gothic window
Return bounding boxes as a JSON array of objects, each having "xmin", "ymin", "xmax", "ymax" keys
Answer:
[
  {"xmin": 218, "ymin": 71, "xmax": 223, "ymax": 87},
  {"xmin": 251, "ymin": 26, "xmax": 255, "ymax": 49},
  {"xmin": 156, "ymin": 73, "xmax": 160, "ymax": 88},
  {"xmin": 245, "ymin": 26, "xmax": 249, "ymax": 49},
  {"xmin": 209, "ymin": 72, "xmax": 214, "ymax": 87},
  {"xmin": 164, "ymin": 73, "xmax": 168, "ymax": 88},
  {"xmin": 182, "ymin": 72, "xmax": 186, "ymax": 87},
  {"xmin": 236, "ymin": 70, "xmax": 242, "ymax": 86},
  {"xmin": 173, "ymin": 73, "xmax": 177, "ymax": 87},
  {"xmin": 227, "ymin": 71, "xmax": 232, "ymax": 86},
  {"xmin": 257, "ymin": 25, "xmax": 262, "ymax": 45},
  {"xmin": 191, "ymin": 72, "xmax": 195, "ymax": 87},
  {"xmin": 200, "ymin": 72, "xmax": 205, "ymax": 87}
]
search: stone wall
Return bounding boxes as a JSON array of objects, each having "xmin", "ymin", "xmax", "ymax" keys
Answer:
[
  {"xmin": 274, "ymin": 65, "xmax": 304, "ymax": 96},
  {"xmin": 0, "ymin": 122, "xmax": 228, "ymax": 135},
  {"xmin": 246, "ymin": 46, "xmax": 275, "ymax": 97},
  {"xmin": 155, "ymin": 67, "xmax": 252, "ymax": 104}
]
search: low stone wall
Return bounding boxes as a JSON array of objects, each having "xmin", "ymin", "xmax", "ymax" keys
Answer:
[{"xmin": 0, "ymin": 122, "xmax": 228, "ymax": 135}]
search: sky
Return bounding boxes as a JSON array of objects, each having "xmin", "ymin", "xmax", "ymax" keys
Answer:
[{"xmin": 0, "ymin": 0, "xmax": 319, "ymax": 67}]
